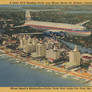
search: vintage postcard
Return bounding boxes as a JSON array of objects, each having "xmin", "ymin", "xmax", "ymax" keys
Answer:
[{"xmin": 0, "ymin": 0, "xmax": 92, "ymax": 92}]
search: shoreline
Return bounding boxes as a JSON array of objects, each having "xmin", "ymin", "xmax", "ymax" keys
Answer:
[{"xmin": 0, "ymin": 47, "xmax": 92, "ymax": 85}]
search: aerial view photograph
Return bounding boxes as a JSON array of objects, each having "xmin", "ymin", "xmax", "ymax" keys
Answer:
[{"xmin": 0, "ymin": 5, "xmax": 92, "ymax": 87}]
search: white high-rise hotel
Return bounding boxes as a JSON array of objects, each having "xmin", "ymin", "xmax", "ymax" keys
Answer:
[
  {"xmin": 69, "ymin": 45, "xmax": 80, "ymax": 66},
  {"xmin": 36, "ymin": 43, "xmax": 46, "ymax": 57}
]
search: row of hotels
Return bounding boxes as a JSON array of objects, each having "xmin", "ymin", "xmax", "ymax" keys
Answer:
[
  {"xmin": 17, "ymin": 34, "xmax": 92, "ymax": 71},
  {"xmin": 19, "ymin": 34, "xmax": 61, "ymax": 60},
  {"xmin": 1, "ymin": 33, "xmax": 92, "ymax": 73}
]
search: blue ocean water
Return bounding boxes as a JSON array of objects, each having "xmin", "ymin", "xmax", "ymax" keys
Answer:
[{"xmin": 0, "ymin": 54, "xmax": 88, "ymax": 87}]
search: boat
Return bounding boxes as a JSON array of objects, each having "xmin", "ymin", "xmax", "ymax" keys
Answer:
[
  {"xmin": 16, "ymin": 61, "xmax": 20, "ymax": 63},
  {"xmin": 40, "ymin": 66, "xmax": 44, "ymax": 69},
  {"xmin": 73, "ymin": 76, "xmax": 80, "ymax": 80},
  {"xmin": 55, "ymin": 72, "xmax": 59, "ymax": 75},
  {"xmin": 25, "ymin": 62, "xmax": 29, "ymax": 65},
  {"xmin": 47, "ymin": 70, "xmax": 52, "ymax": 72},
  {"xmin": 62, "ymin": 74, "xmax": 69, "ymax": 78},
  {"xmin": 34, "ymin": 65, "xmax": 39, "ymax": 68}
]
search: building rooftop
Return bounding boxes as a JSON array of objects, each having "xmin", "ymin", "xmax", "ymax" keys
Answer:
[{"xmin": 73, "ymin": 45, "xmax": 79, "ymax": 52}]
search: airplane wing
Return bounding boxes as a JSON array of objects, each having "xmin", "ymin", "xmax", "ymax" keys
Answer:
[
  {"xmin": 19, "ymin": 33, "xmax": 43, "ymax": 35},
  {"xmin": 14, "ymin": 24, "xmax": 29, "ymax": 28},
  {"xmin": 75, "ymin": 20, "xmax": 90, "ymax": 26}
]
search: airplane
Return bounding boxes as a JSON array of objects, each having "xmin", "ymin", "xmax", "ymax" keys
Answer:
[{"xmin": 15, "ymin": 10, "xmax": 91, "ymax": 37}]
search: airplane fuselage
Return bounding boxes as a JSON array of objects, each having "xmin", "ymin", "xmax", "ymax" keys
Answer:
[{"xmin": 24, "ymin": 20, "xmax": 91, "ymax": 36}]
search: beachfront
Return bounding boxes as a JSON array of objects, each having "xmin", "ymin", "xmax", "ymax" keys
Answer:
[{"xmin": 0, "ymin": 46, "xmax": 92, "ymax": 85}]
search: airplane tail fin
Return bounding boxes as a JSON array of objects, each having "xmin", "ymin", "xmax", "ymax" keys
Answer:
[
  {"xmin": 24, "ymin": 9, "xmax": 60, "ymax": 23},
  {"xmin": 75, "ymin": 20, "xmax": 90, "ymax": 26},
  {"xmin": 25, "ymin": 10, "xmax": 31, "ymax": 23}
]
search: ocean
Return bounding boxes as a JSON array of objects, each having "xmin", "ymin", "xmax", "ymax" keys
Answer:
[{"xmin": 0, "ymin": 52, "xmax": 88, "ymax": 87}]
